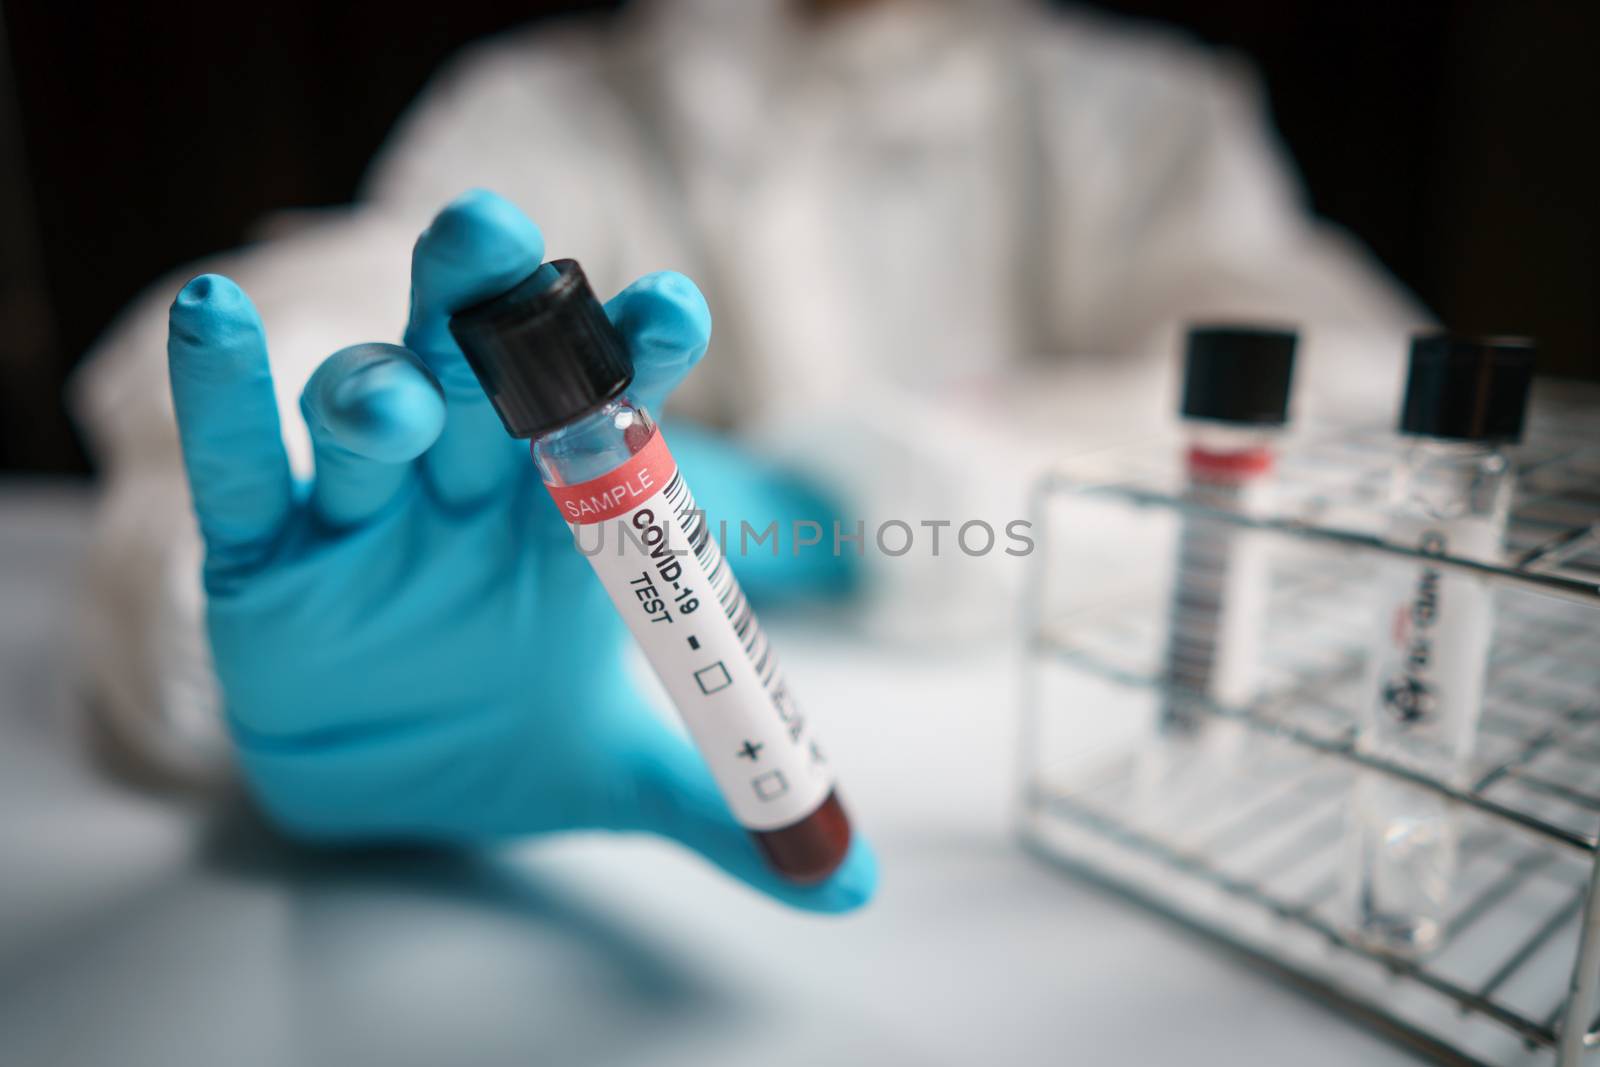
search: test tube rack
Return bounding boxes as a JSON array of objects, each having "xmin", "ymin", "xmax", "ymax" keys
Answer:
[{"xmin": 1019, "ymin": 386, "xmax": 1600, "ymax": 1066}]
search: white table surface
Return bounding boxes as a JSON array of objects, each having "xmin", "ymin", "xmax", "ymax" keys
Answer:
[{"xmin": 0, "ymin": 482, "xmax": 1418, "ymax": 1067}]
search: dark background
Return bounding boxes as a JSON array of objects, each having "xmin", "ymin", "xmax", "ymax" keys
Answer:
[{"xmin": 1, "ymin": 0, "xmax": 1594, "ymax": 473}]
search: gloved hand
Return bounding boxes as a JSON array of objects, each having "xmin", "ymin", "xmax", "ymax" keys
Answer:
[{"xmin": 166, "ymin": 189, "xmax": 875, "ymax": 913}]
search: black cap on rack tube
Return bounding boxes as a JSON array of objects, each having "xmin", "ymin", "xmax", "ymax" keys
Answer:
[
  {"xmin": 1399, "ymin": 334, "xmax": 1535, "ymax": 443},
  {"xmin": 448, "ymin": 259, "xmax": 633, "ymax": 438},
  {"xmin": 1180, "ymin": 325, "xmax": 1298, "ymax": 426}
]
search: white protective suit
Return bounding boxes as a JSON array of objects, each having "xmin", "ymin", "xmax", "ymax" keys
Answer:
[{"xmin": 72, "ymin": 0, "xmax": 1429, "ymax": 778}]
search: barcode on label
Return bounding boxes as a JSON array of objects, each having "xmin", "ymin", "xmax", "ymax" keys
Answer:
[{"xmin": 660, "ymin": 471, "xmax": 798, "ymax": 726}]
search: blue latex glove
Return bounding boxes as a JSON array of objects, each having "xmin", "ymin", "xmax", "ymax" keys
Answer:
[{"xmin": 166, "ymin": 189, "xmax": 875, "ymax": 913}]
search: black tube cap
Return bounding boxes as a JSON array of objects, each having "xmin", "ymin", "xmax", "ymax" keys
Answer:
[
  {"xmin": 1399, "ymin": 334, "xmax": 1535, "ymax": 442},
  {"xmin": 1180, "ymin": 325, "xmax": 1298, "ymax": 426},
  {"xmin": 448, "ymin": 259, "xmax": 633, "ymax": 439}
]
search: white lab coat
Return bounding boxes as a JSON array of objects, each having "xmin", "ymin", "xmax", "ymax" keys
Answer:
[{"xmin": 71, "ymin": 0, "xmax": 1429, "ymax": 778}]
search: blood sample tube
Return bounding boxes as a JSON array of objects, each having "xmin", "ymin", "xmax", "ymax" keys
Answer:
[
  {"xmin": 1161, "ymin": 326, "xmax": 1297, "ymax": 738},
  {"xmin": 449, "ymin": 260, "xmax": 851, "ymax": 883},
  {"xmin": 1348, "ymin": 334, "xmax": 1534, "ymax": 954}
]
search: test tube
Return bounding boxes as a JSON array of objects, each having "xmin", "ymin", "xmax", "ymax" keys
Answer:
[
  {"xmin": 449, "ymin": 260, "xmax": 851, "ymax": 883},
  {"xmin": 1347, "ymin": 334, "xmax": 1534, "ymax": 954},
  {"xmin": 1161, "ymin": 326, "xmax": 1297, "ymax": 739}
]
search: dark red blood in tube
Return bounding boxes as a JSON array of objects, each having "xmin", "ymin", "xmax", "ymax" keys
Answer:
[{"xmin": 754, "ymin": 791, "xmax": 852, "ymax": 883}]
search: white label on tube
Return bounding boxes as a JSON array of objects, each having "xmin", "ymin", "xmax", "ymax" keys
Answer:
[
  {"xmin": 1165, "ymin": 452, "xmax": 1273, "ymax": 716},
  {"xmin": 1368, "ymin": 515, "xmax": 1499, "ymax": 766},
  {"xmin": 546, "ymin": 431, "xmax": 834, "ymax": 831},
  {"xmin": 1213, "ymin": 475, "xmax": 1271, "ymax": 709}
]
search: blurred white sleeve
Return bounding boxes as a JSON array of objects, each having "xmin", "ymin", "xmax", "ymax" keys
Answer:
[{"xmin": 1028, "ymin": 13, "xmax": 1433, "ymax": 423}]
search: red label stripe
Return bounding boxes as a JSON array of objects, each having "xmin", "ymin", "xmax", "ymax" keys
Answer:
[
  {"xmin": 1187, "ymin": 444, "xmax": 1274, "ymax": 480},
  {"xmin": 545, "ymin": 430, "xmax": 677, "ymax": 524}
]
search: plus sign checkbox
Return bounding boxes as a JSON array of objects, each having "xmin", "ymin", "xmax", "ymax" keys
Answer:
[
  {"xmin": 694, "ymin": 661, "xmax": 732, "ymax": 694},
  {"xmin": 751, "ymin": 769, "xmax": 789, "ymax": 801}
]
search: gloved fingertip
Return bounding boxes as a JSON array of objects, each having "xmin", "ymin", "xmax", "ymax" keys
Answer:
[
  {"xmin": 608, "ymin": 270, "xmax": 712, "ymax": 356},
  {"xmin": 170, "ymin": 273, "xmax": 252, "ymax": 338},
  {"xmin": 416, "ymin": 189, "xmax": 545, "ymax": 299},
  {"xmin": 306, "ymin": 344, "xmax": 446, "ymax": 463},
  {"xmin": 174, "ymin": 272, "xmax": 220, "ymax": 307},
  {"xmin": 642, "ymin": 270, "xmax": 712, "ymax": 334},
  {"xmin": 443, "ymin": 186, "xmax": 522, "ymax": 220},
  {"xmin": 168, "ymin": 274, "xmax": 270, "ymax": 384},
  {"xmin": 797, "ymin": 834, "xmax": 879, "ymax": 914}
]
